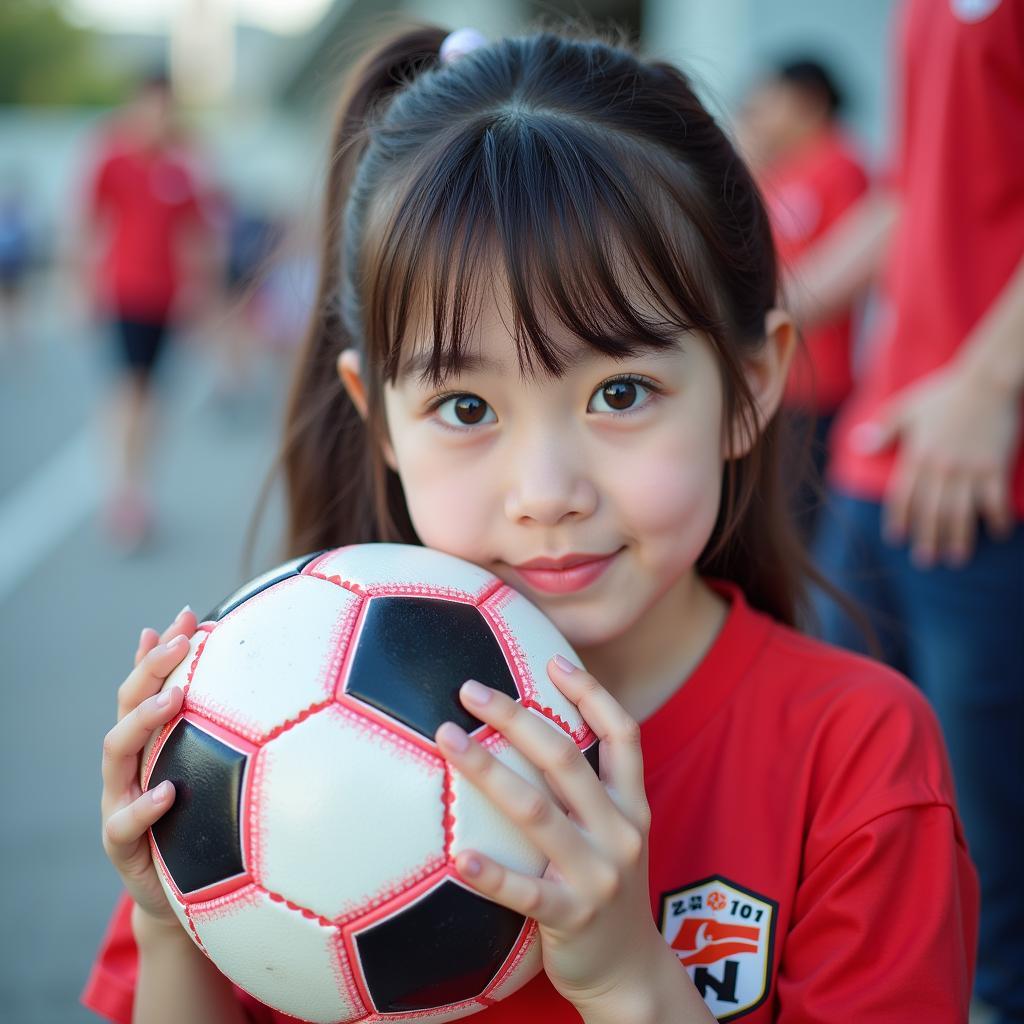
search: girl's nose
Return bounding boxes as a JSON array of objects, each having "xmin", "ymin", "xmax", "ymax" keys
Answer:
[{"xmin": 503, "ymin": 436, "xmax": 598, "ymax": 526}]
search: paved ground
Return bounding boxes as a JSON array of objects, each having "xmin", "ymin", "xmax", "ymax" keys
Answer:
[{"xmin": 0, "ymin": 273, "xmax": 289, "ymax": 1022}]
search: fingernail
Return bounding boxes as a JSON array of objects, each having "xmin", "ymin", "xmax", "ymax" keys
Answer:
[
  {"xmin": 176, "ymin": 604, "xmax": 192, "ymax": 620},
  {"xmin": 460, "ymin": 854, "xmax": 482, "ymax": 877},
  {"xmin": 166, "ymin": 634, "xmax": 187, "ymax": 650},
  {"xmin": 553, "ymin": 654, "xmax": 577, "ymax": 673},
  {"xmin": 461, "ymin": 679, "xmax": 490, "ymax": 705},
  {"xmin": 139, "ymin": 627, "xmax": 149, "ymax": 648},
  {"xmin": 155, "ymin": 689, "xmax": 172, "ymax": 708},
  {"xmin": 150, "ymin": 781, "xmax": 171, "ymax": 803},
  {"xmin": 437, "ymin": 721, "xmax": 470, "ymax": 752}
]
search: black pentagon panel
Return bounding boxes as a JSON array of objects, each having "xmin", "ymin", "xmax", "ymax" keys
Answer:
[
  {"xmin": 582, "ymin": 737, "xmax": 600, "ymax": 776},
  {"xmin": 356, "ymin": 879, "xmax": 526, "ymax": 1012},
  {"xmin": 202, "ymin": 550, "xmax": 326, "ymax": 622},
  {"xmin": 149, "ymin": 720, "xmax": 247, "ymax": 894},
  {"xmin": 347, "ymin": 597, "xmax": 518, "ymax": 738}
]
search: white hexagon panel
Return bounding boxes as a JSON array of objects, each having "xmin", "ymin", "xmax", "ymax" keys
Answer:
[
  {"xmin": 255, "ymin": 704, "xmax": 446, "ymax": 920},
  {"xmin": 187, "ymin": 574, "xmax": 362, "ymax": 742},
  {"xmin": 190, "ymin": 885, "xmax": 360, "ymax": 1024}
]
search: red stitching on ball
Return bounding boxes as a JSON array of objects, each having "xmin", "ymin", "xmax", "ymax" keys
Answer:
[
  {"xmin": 309, "ymin": 571, "xmax": 367, "ymax": 597},
  {"xmin": 479, "ymin": 588, "xmax": 532, "ymax": 701},
  {"xmin": 332, "ymin": 853, "xmax": 446, "ymax": 927},
  {"xmin": 441, "ymin": 764, "xmax": 456, "ymax": 859},
  {"xmin": 246, "ymin": 746, "xmax": 268, "ymax": 885},
  {"xmin": 474, "ymin": 575, "xmax": 505, "ymax": 607},
  {"xmin": 263, "ymin": 699, "xmax": 334, "ymax": 742},
  {"xmin": 182, "ymin": 904, "xmax": 208, "ymax": 954},
  {"xmin": 523, "ymin": 698, "xmax": 596, "ymax": 747},
  {"xmin": 328, "ymin": 701, "xmax": 441, "ymax": 771},
  {"xmin": 185, "ymin": 632, "xmax": 208, "ymax": 688},
  {"xmin": 263, "ymin": 887, "xmax": 335, "ymax": 929}
]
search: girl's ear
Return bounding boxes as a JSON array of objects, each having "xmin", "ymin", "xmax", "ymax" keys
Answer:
[
  {"xmin": 337, "ymin": 349, "xmax": 399, "ymax": 471},
  {"xmin": 724, "ymin": 309, "xmax": 798, "ymax": 460}
]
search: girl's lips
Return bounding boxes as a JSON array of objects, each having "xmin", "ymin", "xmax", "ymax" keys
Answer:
[{"xmin": 510, "ymin": 548, "xmax": 623, "ymax": 594}]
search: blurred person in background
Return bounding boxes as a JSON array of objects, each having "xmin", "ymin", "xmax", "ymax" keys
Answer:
[
  {"xmin": 789, "ymin": 2, "xmax": 1024, "ymax": 1021},
  {"xmin": 209, "ymin": 190, "xmax": 286, "ymax": 417},
  {"xmin": 77, "ymin": 70, "xmax": 219, "ymax": 551},
  {"xmin": 0, "ymin": 171, "xmax": 33, "ymax": 353},
  {"xmin": 739, "ymin": 58, "xmax": 868, "ymax": 539}
]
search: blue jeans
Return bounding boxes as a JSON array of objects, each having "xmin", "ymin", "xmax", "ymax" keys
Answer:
[{"xmin": 811, "ymin": 489, "xmax": 1024, "ymax": 1023}]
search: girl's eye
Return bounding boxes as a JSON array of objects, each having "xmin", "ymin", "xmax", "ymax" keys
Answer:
[
  {"xmin": 428, "ymin": 374, "xmax": 662, "ymax": 431},
  {"xmin": 433, "ymin": 394, "xmax": 497, "ymax": 429},
  {"xmin": 587, "ymin": 375, "xmax": 661, "ymax": 415}
]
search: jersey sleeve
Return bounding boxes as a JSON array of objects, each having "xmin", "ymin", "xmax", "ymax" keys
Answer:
[
  {"xmin": 775, "ymin": 663, "xmax": 980, "ymax": 1022},
  {"xmin": 776, "ymin": 803, "xmax": 977, "ymax": 1022}
]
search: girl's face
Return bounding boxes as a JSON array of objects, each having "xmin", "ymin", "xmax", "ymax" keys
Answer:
[{"xmin": 343, "ymin": 291, "xmax": 742, "ymax": 654}]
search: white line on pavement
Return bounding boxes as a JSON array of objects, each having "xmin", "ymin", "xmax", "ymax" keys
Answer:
[{"xmin": 0, "ymin": 425, "xmax": 101, "ymax": 603}]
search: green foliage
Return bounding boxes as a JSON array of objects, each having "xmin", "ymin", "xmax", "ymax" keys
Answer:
[{"xmin": 0, "ymin": 0, "xmax": 131, "ymax": 105}]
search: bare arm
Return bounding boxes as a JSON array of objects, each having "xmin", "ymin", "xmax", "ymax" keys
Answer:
[
  {"xmin": 133, "ymin": 909, "xmax": 248, "ymax": 1024},
  {"xmin": 576, "ymin": 938, "xmax": 716, "ymax": 1024},
  {"xmin": 784, "ymin": 189, "xmax": 900, "ymax": 330}
]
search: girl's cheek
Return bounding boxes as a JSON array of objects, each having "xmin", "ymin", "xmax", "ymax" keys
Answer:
[
  {"xmin": 622, "ymin": 428, "xmax": 723, "ymax": 556},
  {"xmin": 398, "ymin": 442, "xmax": 495, "ymax": 556}
]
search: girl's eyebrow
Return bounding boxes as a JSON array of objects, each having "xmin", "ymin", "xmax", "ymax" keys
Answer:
[
  {"xmin": 398, "ymin": 344, "xmax": 673, "ymax": 383},
  {"xmin": 398, "ymin": 351, "xmax": 507, "ymax": 381}
]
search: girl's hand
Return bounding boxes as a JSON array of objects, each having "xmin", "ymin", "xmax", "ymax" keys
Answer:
[
  {"xmin": 434, "ymin": 655, "xmax": 667, "ymax": 1012},
  {"xmin": 100, "ymin": 605, "xmax": 197, "ymax": 932},
  {"xmin": 851, "ymin": 362, "xmax": 1020, "ymax": 567}
]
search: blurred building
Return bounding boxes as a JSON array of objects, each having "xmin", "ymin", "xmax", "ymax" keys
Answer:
[{"xmin": 0, "ymin": 0, "xmax": 894, "ymax": 273}]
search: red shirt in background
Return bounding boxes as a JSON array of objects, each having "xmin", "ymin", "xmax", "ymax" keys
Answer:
[
  {"xmin": 830, "ymin": 0, "xmax": 1024, "ymax": 517},
  {"xmin": 88, "ymin": 131, "xmax": 209, "ymax": 323},
  {"xmin": 760, "ymin": 129, "xmax": 869, "ymax": 413},
  {"xmin": 82, "ymin": 581, "xmax": 977, "ymax": 1023}
]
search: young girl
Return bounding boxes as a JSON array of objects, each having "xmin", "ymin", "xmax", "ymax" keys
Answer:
[{"xmin": 85, "ymin": 25, "xmax": 978, "ymax": 1024}]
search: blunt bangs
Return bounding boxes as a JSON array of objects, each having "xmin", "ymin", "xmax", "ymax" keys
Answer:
[{"xmin": 360, "ymin": 108, "xmax": 729, "ymax": 389}]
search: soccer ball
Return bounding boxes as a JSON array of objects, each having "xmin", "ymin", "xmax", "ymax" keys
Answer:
[{"xmin": 141, "ymin": 543, "xmax": 597, "ymax": 1023}]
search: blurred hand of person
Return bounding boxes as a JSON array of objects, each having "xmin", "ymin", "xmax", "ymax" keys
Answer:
[
  {"xmin": 100, "ymin": 606, "xmax": 197, "ymax": 935},
  {"xmin": 851, "ymin": 362, "xmax": 1020, "ymax": 568}
]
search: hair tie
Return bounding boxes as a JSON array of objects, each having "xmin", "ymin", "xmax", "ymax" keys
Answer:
[{"xmin": 439, "ymin": 27, "xmax": 488, "ymax": 65}]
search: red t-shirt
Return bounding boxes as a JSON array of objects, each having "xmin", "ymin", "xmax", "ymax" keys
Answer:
[
  {"xmin": 759, "ymin": 130, "xmax": 869, "ymax": 413},
  {"xmin": 82, "ymin": 580, "xmax": 977, "ymax": 1023},
  {"xmin": 88, "ymin": 130, "xmax": 209, "ymax": 322},
  {"xmin": 830, "ymin": 0, "xmax": 1024, "ymax": 517}
]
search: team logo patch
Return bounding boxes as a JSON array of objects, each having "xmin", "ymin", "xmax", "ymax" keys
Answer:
[{"xmin": 658, "ymin": 876, "xmax": 777, "ymax": 1020}]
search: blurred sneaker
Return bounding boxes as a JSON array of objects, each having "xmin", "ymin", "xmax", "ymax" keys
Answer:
[{"xmin": 102, "ymin": 487, "xmax": 153, "ymax": 554}]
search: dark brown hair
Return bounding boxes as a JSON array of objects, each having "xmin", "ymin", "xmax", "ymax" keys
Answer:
[{"xmin": 265, "ymin": 22, "xmax": 847, "ymax": 630}]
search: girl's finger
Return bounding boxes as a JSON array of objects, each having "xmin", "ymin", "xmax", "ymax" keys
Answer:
[
  {"xmin": 454, "ymin": 678, "xmax": 629, "ymax": 855},
  {"xmin": 909, "ymin": 469, "xmax": 945, "ymax": 569},
  {"xmin": 452, "ymin": 849, "xmax": 571, "ymax": 928},
  {"xmin": 941, "ymin": 475, "xmax": 976, "ymax": 567},
  {"xmin": 435, "ymin": 717, "xmax": 594, "ymax": 881},
  {"xmin": 978, "ymin": 470, "xmax": 1013, "ymax": 541},
  {"xmin": 882, "ymin": 456, "xmax": 917, "ymax": 547},
  {"xmin": 547, "ymin": 657, "xmax": 649, "ymax": 827},
  {"xmin": 134, "ymin": 627, "xmax": 160, "ymax": 668},
  {"xmin": 157, "ymin": 604, "xmax": 196, "ymax": 645},
  {"xmin": 103, "ymin": 780, "xmax": 176, "ymax": 853},
  {"xmin": 103, "ymin": 685, "xmax": 184, "ymax": 813},
  {"xmin": 117, "ymin": 634, "xmax": 191, "ymax": 722}
]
